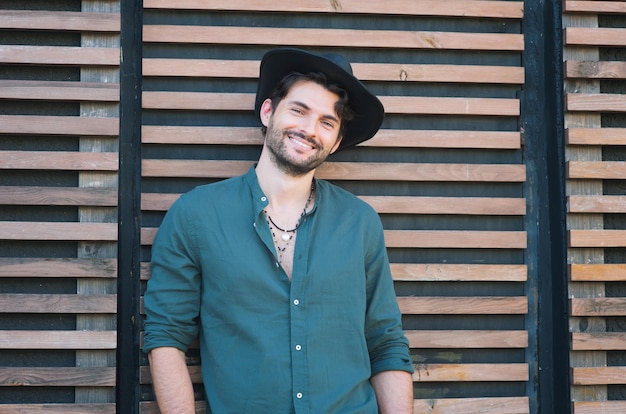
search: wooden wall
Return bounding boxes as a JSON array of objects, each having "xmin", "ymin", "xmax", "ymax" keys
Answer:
[
  {"xmin": 0, "ymin": 0, "xmax": 624, "ymax": 413},
  {"xmin": 564, "ymin": 1, "xmax": 626, "ymax": 413}
]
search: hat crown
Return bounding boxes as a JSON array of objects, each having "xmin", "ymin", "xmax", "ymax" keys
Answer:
[{"xmin": 320, "ymin": 53, "xmax": 354, "ymax": 76}]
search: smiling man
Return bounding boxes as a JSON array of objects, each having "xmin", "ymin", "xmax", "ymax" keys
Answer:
[{"xmin": 143, "ymin": 48, "xmax": 414, "ymax": 414}]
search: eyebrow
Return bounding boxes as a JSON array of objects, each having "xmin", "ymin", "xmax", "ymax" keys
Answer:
[{"xmin": 290, "ymin": 100, "xmax": 341, "ymax": 124}]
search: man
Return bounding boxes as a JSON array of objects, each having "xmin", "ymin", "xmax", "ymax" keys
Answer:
[{"xmin": 143, "ymin": 48, "xmax": 414, "ymax": 413}]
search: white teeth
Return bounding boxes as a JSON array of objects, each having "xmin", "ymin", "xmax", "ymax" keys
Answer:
[{"xmin": 289, "ymin": 136, "xmax": 313, "ymax": 149}]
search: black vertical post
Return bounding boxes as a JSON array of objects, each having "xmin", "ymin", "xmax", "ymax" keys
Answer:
[
  {"xmin": 117, "ymin": 0, "xmax": 143, "ymax": 412},
  {"xmin": 523, "ymin": 0, "xmax": 569, "ymax": 413}
]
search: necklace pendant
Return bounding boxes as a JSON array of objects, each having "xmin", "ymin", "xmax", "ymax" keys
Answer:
[{"xmin": 281, "ymin": 233, "xmax": 291, "ymax": 242}]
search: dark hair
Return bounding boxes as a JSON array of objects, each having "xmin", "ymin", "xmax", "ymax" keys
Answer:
[{"xmin": 260, "ymin": 72, "xmax": 355, "ymax": 138}]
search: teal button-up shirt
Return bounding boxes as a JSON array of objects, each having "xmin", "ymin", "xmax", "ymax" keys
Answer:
[{"xmin": 144, "ymin": 166, "xmax": 413, "ymax": 413}]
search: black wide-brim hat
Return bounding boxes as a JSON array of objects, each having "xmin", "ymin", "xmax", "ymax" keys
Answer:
[{"xmin": 255, "ymin": 48, "xmax": 385, "ymax": 151}]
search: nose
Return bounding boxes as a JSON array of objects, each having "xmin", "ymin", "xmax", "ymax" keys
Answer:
[{"xmin": 298, "ymin": 114, "xmax": 318, "ymax": 138}]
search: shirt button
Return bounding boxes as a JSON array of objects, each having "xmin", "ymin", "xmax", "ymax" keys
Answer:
[
  {"xmin": 295, "ymin": 344, "xmax": 302, "ymax": 351},
  {"xmin": 261, "ymin": 196, "xmax": 267, "ymax": 202},
  {"xmin": 275, "ymin": 262, "xmax": 280, "ymax": 268},
  {"xmin": 293, "ymin": 299, "xmax": 299, "ymax": 305},
  {"xmin": 296, "ymin": 392, "xmax": 303, "ymax": 399}
]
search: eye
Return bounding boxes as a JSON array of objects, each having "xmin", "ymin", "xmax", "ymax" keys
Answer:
[
  {"xmin": 321, "ymin": 120, "xmax": 336, "ymax": 129},
  {"xmin": 290, "ymin": 107, "xmax": 304, "ymax": 115}
]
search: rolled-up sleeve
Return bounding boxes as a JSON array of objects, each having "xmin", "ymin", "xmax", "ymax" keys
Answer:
[{"xmin": 143, "ymin": 195, "xmax": 202, "ymax": 354}]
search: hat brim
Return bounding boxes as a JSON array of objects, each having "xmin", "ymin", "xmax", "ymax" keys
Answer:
[{"xmin": 255, "ymin": 48, "xmax": 384, "ymax": 151}]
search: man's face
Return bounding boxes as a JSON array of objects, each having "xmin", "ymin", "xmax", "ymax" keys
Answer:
[{"xmin": 260, "ymin": 80, "xmax": 344, "ymax": 176}]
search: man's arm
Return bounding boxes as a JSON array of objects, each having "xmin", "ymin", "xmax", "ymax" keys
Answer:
[
  {"xmin": 149, "ymin": 347, "xmax": 196, "ymax": 414},
  {"xmin": 370, "ymin": 369, "xmax": 414, "ymax": 414}
]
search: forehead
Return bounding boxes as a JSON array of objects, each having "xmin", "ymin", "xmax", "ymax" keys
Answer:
[{"xmin": 281, "ymin": 80, "xmax": 341, "ymax": 115}]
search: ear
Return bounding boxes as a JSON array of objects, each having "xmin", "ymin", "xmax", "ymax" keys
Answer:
[{"xmin": 260, "ymin": 98, "xmax": 273, "ymax": 127}]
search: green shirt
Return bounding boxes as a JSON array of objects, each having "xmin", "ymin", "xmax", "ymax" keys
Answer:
[{"xmin": 144, "ymin": 166, "xmax": 413, "ymax": 413}]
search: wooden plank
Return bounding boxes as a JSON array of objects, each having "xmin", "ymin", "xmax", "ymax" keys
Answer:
[
  {"xmin": 143, "ymin": 58, "xmax": 525, "ymax": 84},
  {"xmin": 0, "ymin": 331, "xmax": 117, "ymax": 350},
  {"xmin": 413, "ymin": 397, "xmax": 529, "ymax": 414},
  {"xmin": 384, "ymin": 230, "xmax": 527, "ymax": 249},
  {"xmin": 0, "ymin": 187, "xmax": 117, "ymax": 207},
  {"xmin": 0, "ymin": 222, "xmax": 117, "ymax": 241},
  {"xmin": 391, "ymin": 264, "xmax": 527, "ymax": 282},
  {"xmin": 569, "ymin": 230, "xmax": 626, "ymax": 248},
  {"xmin": 567, "ymin": 93, "xmax": 626, "ymax": 113},
  {"xmin": 0, "ymin": 10, "xmax": 120, "ymax": 31},
  {"xmin": 142, "ymin": 125, "xmax": 521, "ymax": 149},
  {"xmin": 406, "ymin": 330, "xmax": 528, "ymax": 348},
  {"xmin": 0, "ymin": 258, "xmax": 117, "ymax": 278},
  {"xmin": 574, "ymin": 401, "xmax": 626, "ymax": 414},
  {"xmin": 142, "ymin": 91, "xmax": 519, "ymax": 116},
  {"xmin": 0, "ymin": 46, "xmax": 120, "ymax": 66},
  {"xmin": 567, "ymin": 128, "xmax": 626, "ymax": 146},
  {"xmin": 570, "ymin": 264, "xmax": 626, "ymax": 282},
  {"xmin": 565, "ymin": 1, "xmax": 626, "ymax": 14},
  {"xmin": 567, "ymin": 161, "xmax": 626, "ymax": 180},
  {"xmin": 569, "ymin": 196, "xmax": 626, "ymax": 213},
  {"xmin": 0, "ymin": 80, "xmax": 119, "ymax": 102},
  {"xmin": 570, "ymin": 298, "xmax": 626, "ymax": 317},
  {"xmin": 572, "ymin": 332, "xmax": 626, "ymax": 351},
  {"xmin": 140, "ymin": 227, "xmax": 526, "ymax": 249},
  {"xmin": 143, "ymin": 0, "xmax": 525, "ymax": 19},
  {"xmin": 0, "ymin": 115, "xmax": 118, "ymax": 136},
  {"xmin": 565, "ymin": 27, "xmax": 626, "ymax": 47},
  {"xmin": 0, "ymin": 294, "xmax": 117, "ymax": 314},
  {"xmin": 142, "ymin": 160, "xmax": 527, "ymax": 182},
  {"xmin": 0, "ymin": 404, "xmax": 115, "ymax": 414},
  {"xmin": 141, "ymin": 192, "xmax": 525, "ymax": 215},
  {"xmin": 143, "ymin": 26, "xmax": 525, "ymax": 51},
  {"xmin": 0, "ymin": 151, "xmax": 118, "ymax": 171},
  {"xmin": 398, "ymin": 296, "xmax": 528, "ymax": 315},
  {"xmin": 413, "ymin": 363, "xmax": 528, "ymax": 382},
  {"xmin": 572, "ymin": 367, "xmax": 626, "ymax": 385},
  {"xmin": 565, "ymin": 61, "xmax": 626, "ymax": 80},
  {"xmin": 0, "ymin": 367, "xmax": 116, "ymax": 387}
]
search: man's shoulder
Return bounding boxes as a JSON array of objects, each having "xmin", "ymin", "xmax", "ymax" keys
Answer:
[{"xmin": 317, "ymin": 179, "xmax": 377, "ymax": 215}]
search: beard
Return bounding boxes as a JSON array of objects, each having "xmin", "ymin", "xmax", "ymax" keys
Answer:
[{"xmin": 264, "ymin": 118, "xmax": 335, "ymax": 177}]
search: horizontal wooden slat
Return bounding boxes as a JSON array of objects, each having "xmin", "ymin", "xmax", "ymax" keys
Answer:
[
  {"xmin": 569, "ymin": 230, "xmax": 626, "ymax": 248},
  {"xmin": 0, "ymin": 115, "xmax": 119, "ymax": 136},
  {"xmin": 141, "ymin": 192, "xmax": 525, "ymax": 215},
  {"xmin": 565, "ymin": 27, "xmax": 626, "ymax": 47},
  {"xmin": 566, "ymin": 128, "xmax": 626, "ymax": 146},
  {"xmin": 142, "ymin": 125, "xmax": 521, "ymax": 149},
  {"xmin": 0, "ymin": 331, "xmax": 116, "ymax": 350},
  {"xmin": 0, "ymin": 151, "xmax": 118, "ymax": 171},
  {"xmin": 398, "ymin": 296, "xmax": 528, "ymax": 315},
  {"xmin": 413, "ymin": 363, "xmax": 528, "ymax": 382},
  {"xmin": 572, "ymin": 332, "xmax": 626, "ymax": 351},
  {"xmin": 142, "ymin": 160, "xmax": 526, "ymax": 182},
  {"xmin": 143, "ymin": 0, "xmax": 524, "ymax": 19},
  {"xmin": 570, "ymin": 264, "xmax": 626, "ymax": 282},
  {"xmin": 406, "ymin": 330, "xmax": 528, "ymax": 348},
  {"xmin": 567, "ymin": 93, "xmax": 626, "ymax": 113},
  {"xmin": 573, "ymin": 401, "xmax": 626, "ymax": 414},
  {"xmin": 567, "ymin": 161, "xmax": 626, "ymax": 180},
  {"xmin": 391, "ymin": 264, "xmax": 527, "ymax": 282},
  {"xmin": 0, "ymin": 186, "xmax": 118, "ymax": 207},
  {"xmin": 569, "ymin": 196, "xmax": 626, "ymax": 214},
  {"xmin": 143, "ymin": 58, "xmax": 525, "ymax": 84},
  {"xmin": 0, "ymin": 404, "xmax": 115, "ymax": 414},
  {"xmin": 572, "ymin": 366, "xmax": 626, "ymax": 385},
  {"xmin": 142, "ymin": 91, "xmax": 519, "ymax": 116},
  {"xmin": 0, "ymin": 222, "xmax": 117, "ymax": 242},
  {"xmin": 0, "ymin": 80, "xmax": 119, "ymax": 102},
  {"xmin": 140, "ymin": 227, "xmax": 526, "ymax": 248},
  {"xmin": 0, "ymin": 10, "xmax": 120, "ymax": 31},
  {"xmin": 143, "ymin": 26, "xmax": 525, "ymax": 51},
  {"xmin": 570, "ymin": 297, "xmax": 626, "ymax": 317},
  {"xmin": 0, "ymin": 258, "xmax": 117, "ymax": 278},
  {"xmin": 0, "ymin": 46, "xmax": 120, "ymax": 66},
  {"xmin": 565, "ymin": 1, "xmax": 626, "ymax": 14},
  {"xmin": 385, "ymin": 230, "xmax": 527, "ymax": 249},
  {"xmin": 565, "ymin": 61, "xmax": 626, "ymax": 80},
  {"xmin": 0, "ymin": 294, "xmax": 117, "ymax": 314},
  {"xmin": 413, "ymin": 397, "xmax": 529, "ymax": 414},
  {"xmin": 0, "ymin": 367, "xmax": 115, "ymax": 387}
]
